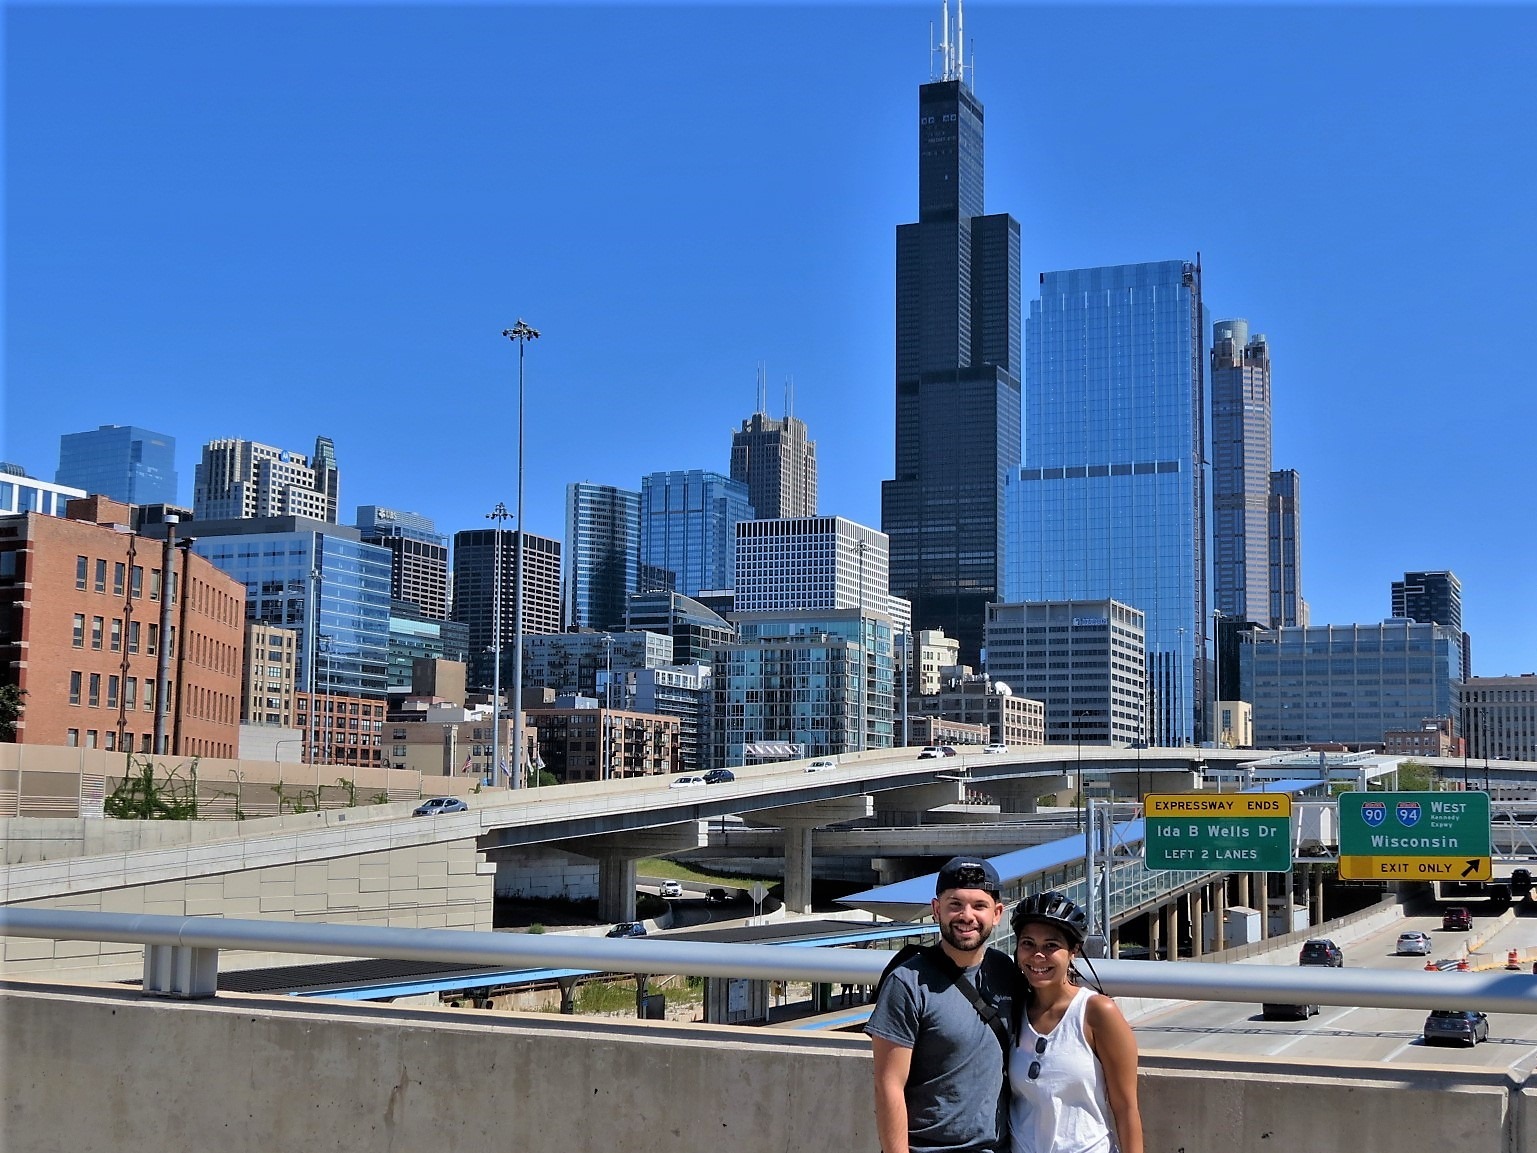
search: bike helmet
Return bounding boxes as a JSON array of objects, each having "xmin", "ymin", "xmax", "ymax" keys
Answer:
[{"xmin": 1010, "ymin": 891, "xmax": 1089, "ymax": 944}]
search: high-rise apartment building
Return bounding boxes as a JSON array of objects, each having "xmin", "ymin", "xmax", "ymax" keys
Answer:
[
  {"xmin": 624, "ymin": 591, "xmax": 734, "ymax": 666},
  {"xmin": 56, "ymin": 425, "xmax": 178, "ymax": 506},
  {"xmin": 193, "ymin": 437, "xmax": 340, "ymax": 523},
  {"xmin": 565, "ymin": 482, "xmax": 639, "ymax": 631},
  {"xmin": 639, "ymin": 470, "xmax": 754, "ymax": 599},
  {"xmin": 734, "ymin": 516, "xmax": 890, "ymax": 616},
  {"xmin": 1210, "ymin": 321, "xmax": 1271, "ymax": 624},
  {"xmin": 880, "ymin": 21, "xmax": 1021, "ymax": 667},
  {"xmin": 730, "ymin": 384, "xmax": 817, "ymax": 520},
  {"xmin": 1267, "ymin": 469, "xmax": 1307, "ymax": 627},
  {"xmin": 451, "ymin": 529, "xmax": 562, "ymax": 689},
  {"xmin": 1007, "ymin": 259, "xmax": 1206, "ymax": 746},
  {"xmin": 984, "ymin": 599, "xmax": 1147, "ymax": 747},
  {"xmin": 356, "ymin": 505, "xmax": 449, "ymax": 621},
  {"xmin": 1392, "ymin": 571, "xmax": 1462, "ymax": 633},
  {"xmin": 522, "ymin": 631, "xmax": 674, "ymax": 700}
]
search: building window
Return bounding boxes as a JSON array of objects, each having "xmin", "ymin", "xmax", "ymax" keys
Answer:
[
  {"xmin": 113, "ymin": 562, "xmax": 126, "ymax": 596},
  {"xmin": 149, "ymin": 568, "xmax": 161, "ymax": 601},
  {"xmin": 73, "ymin": 614, "xmax": 85, "ymax": 647},
  {"xmin": 85, "ymin": 730, "xmax": 98, "ymax": 749},
  {"xmin": 128, "ymin": 621, "xmax": 141, "ymax": 654},
  {"xmin": 69, "ymin": 672, "xmax": 82, "ymax": 706},
  {"xmin": 88, "ymin": 673, "xmax": 101, "ymax": 708},
  {"xmin": 76, "ymin": 556, "xmax": 88, "ymax": 589},
  {"xmin": 66, "ymin": 729, "xmax": 79, "ymax": 747},
  {"xmin": 107, "ymin": 676, "xmax": 120, "ymax": 710},
  {"xmin": 105, "ymin": 731, "xmax": 117, "ymax": 752},
  {"xmin": 110, "ymin": 618, "xmax": 122, "ymax": 652},
  {"xmin": 147, "ymin": 624, "xmax": 158, "ymax": 656},
  {"xmin": 125, "ymin": 678, "xmax": 137, "ymax": 710},
  {"xmin": 94, "ymin": 558, "xmax": 107, "ymax": 593},
  {"xmin": 143, "ymin": 680, "xmax": 155, "ymax": 713},
  {"xmin": 130, "ymin": 566, "xmax": 143, "ymax": 599},
  {"xmin": 90, "ymin": 616, "xmax": 104, "ymax": 650}
]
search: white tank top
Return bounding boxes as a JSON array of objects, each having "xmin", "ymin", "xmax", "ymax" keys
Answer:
[{"xmin": 1009, "ymin": 985, "xmax": 1116, "ymax": 1153}]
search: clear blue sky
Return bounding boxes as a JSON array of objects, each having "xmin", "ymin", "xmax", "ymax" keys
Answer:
[{"xmin": 5, "ymin": 3, "xmax": 1534, "ymax": 676}]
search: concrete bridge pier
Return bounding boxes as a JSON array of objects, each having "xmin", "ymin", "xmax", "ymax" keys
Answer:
[
  {"xmin": 872, "ymin": 782, "xmax": 967, "ymax": 827},
  {"xmin": 554, "ymin": 825, "xmax": 709, "ymax": 923},
  {"xmin": 746, "ymin": 798, "xmax": 872, "ymax": 915},
  {"xmin": 973, "ymin": 777, "xmax": 1072, "ymax": 815}
]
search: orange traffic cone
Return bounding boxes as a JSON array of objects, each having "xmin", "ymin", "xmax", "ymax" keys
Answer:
[
  {"xmin": 1508, "ymin": 950, "xmax": 1521, "ymax": 970},
  {"xmin": 1425, "ymin": 959, "xmax": 1439, "ymax": 971},
  {"xmin": 1457, "ymin": 957, "xmax": 1471, "ymax": 972}
]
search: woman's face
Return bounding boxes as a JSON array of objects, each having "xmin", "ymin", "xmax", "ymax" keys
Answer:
[{"xmin": 1014, "ymin": 919, "xmax": 1078, "ymax": 987}]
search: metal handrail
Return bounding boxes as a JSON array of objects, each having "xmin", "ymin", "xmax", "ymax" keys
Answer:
[{"xmin": 7, "ymin": 906, "xmax": 1537, "ymax": 1013}]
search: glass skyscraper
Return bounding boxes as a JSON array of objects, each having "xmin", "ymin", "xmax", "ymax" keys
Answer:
[
  {"xmin": 639, "ymin": 470, "xmax": 753, "ymax": 599},
  {"xmin": 1006, "ymin": 259, "xmax": 1207, "ymax": 746},
  {"xmin": 1210, "ymin": 320, "xmax": 1272, "ymax": 624},
  {"xmin": 565, "ymin": 482, "xmax": 640, "ymax": 631},
  {"xmin": 56, "ymin": 424, "xmax": 178, "ymax": 505},
  {"xmin": 880, "ymin": 47, "xmax": 1021, "ymax": 667},
  {"xmin": 356, "ymin": 505, "xmax": 449, "ymax": 621}
]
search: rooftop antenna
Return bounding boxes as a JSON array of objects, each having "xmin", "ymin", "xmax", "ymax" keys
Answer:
[
  {"xmin": 956, "ymin": 0, "xmax": 964, "ymax": 83},
  {"xmin": 785, "ymin": 375, "xmax": 795, "ymax": 420},
  {"xmin": 756, "ymin": 361, "xmax": 767, "ymax": 415}
]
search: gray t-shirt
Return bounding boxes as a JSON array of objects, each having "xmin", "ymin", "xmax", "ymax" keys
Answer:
[{"xmin": 867, "ymin": 947, "xmax": 1017, "ymax": 1153}]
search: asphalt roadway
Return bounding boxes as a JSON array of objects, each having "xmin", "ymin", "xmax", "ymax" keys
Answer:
[{"xmin": 1134, "ymin": 906, "xmax": 1537, "ymax": 1071}]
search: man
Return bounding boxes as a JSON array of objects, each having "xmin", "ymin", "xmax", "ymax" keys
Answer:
[{"xmin": 868, "ymin": 857, "xmax": 1017, "ymax": 1153}]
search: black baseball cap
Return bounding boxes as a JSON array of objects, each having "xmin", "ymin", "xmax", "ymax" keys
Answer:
[{"xmin": 936, "ymin": 857, "xmax": 1001, "ymax": 898}]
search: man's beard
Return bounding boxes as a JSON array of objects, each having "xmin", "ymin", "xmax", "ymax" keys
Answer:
[{"xmin": 940, "ymin": 918, "xmax": 994, "ymax": 951}]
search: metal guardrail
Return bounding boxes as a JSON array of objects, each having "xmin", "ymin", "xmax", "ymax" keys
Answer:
[{"xmin": 8, "ymin": 906, "xmax": 1537, "ymax": 1014}]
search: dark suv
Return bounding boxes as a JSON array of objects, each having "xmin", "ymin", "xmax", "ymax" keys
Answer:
[
  {"xmin": 1299, "ymin": 939, "xmax": 1343, "ymax": 967},
  {"xmin": 702, "ymin": 768, "xmax": 736, "ymax": 784},
  {"xmin": 1442, "ymin": 906, "xmax": 1473, "ymax": 931}
]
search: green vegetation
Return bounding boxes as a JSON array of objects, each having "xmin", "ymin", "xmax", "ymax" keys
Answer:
[
  {"xmin": 638, "ymin": 857, "xmax": 776, "ymax": 890},
  {"xmin": 0, "ymin": 684, "xmax": 24, "ymax": 741},
  {"xmin": 103, "ymin": 753, "xmax": 200, "ymax": 820},
  {"xmin": 541, "ymin": 974, "xmax": 703, "ymax": 1017}
]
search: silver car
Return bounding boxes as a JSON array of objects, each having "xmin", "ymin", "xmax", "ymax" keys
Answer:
[{"xmin": 1397, "ymin": 930, "xmax": 1433, "ymax": 956}]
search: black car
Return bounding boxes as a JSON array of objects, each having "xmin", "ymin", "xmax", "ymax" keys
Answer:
[
  {"xmin": 1423, "ymin": 1009, "xmax": 1489, "ymax": 1046},
  {"xmin": 1261, "ymin": 1002, "xmax": 1319, "ymax": 1021},
  {"xmin": 1298, "ymin": 939, "xmax": 1343, "ymax": 967},
  {"xmin": 605, "ymin": 922, "xmax": 647, "ymax": 938},
  {"xmin": 702, "ymin": 768, "xmax": 736, "ymax": 784},
  {"xmin": 1442, "ymin": 906, "xmax": 1473, "ymax": 931},
  {"xmin": 705, "ymin": 888, "xmax": 732, "ymax": 905}
]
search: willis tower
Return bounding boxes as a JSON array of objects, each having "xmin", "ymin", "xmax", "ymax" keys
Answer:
[{"xmin": 881, "ymin": 2, "xmax": 1021, "ymax": 665}]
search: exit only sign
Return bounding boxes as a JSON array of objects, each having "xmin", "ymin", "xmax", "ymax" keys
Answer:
[{"xmin": 1144, "ymin": 793, "xmax": 1293, "ymax": 872}]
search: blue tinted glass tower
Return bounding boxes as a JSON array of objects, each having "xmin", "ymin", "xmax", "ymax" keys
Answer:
[
  {"xmin": 56, "ymin": 424, "xmax": 178, "ymax": 505},
  {"xmin": 1007, "ymin": 260, "xmax": 1206, "ymax": 746},
  {"xmin": 639, "ymin": 470, "xmax": 753, "ymax": 599},
  {"xmin": 880, "ymin": 21, "xmax": 1021, "ymax": 666},
  {"xmin": 565, "ymin": 482, "xmax": 640, "ymax": 631}
]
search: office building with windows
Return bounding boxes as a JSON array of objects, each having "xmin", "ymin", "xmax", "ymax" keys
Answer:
[
  {"xmin": 522, "ymin": 631, "xmax": 674, "ymax": 700},
  {"xmin": 639, "ymin": 470, "xmax": 753, "ymax": 599},
  {"xmin": 1267, "ymin": 469, "xmax": 1307, "ymax": 628},
  {"xmin": 624, "ymin": 590, "xmax": 734, "ymax": 666},
  {"xmin": 0, "ymin": 464, "xmax": 85, "ymax": 518},
  {"xmin": 880, "ymin": 31, "xmax": 1021, "ymax": 666},
  {"xmin": 1392, "ymin": 571, "xmax": 1462, "ymax": 632},
  {"xmin": 734, "ymin": 516, "xmax": 890, "ymax": 616},
  {"xmin": 1460, "ymin": 675, "xmax": 1537, "ymax": 762},
  {"xmin": 1007, "ymin": 259, "xmax": 1206, "ymax": 746},
  {"xmin": 193, "ymin": 437, "xmax": 340, "ymax": 523},
  {"xmin": 1210, "ymin": 321, "xmax": 1271, "ymax": 624},
  {"xmin": 450, "ymin": 529, "xmax": 562, "ymax": 689},
  {"xmin": 565, "ymin": 482, "xmax": 640, "ymax": 631},
  {"xmin": 242, "ymin": 623, "xmax": 300, "ymax": 728},
  {"xmin": 356, "ymin": 505, "xmax": 449, "ymax": 621},
  {"xmin": 1239, "ymin": 620, "xmax": 1464, "ymax": 748},
  {"xmin": 56, "ymin": 425, "xmax": 178, "ymax": 506},
  {"xmin": 385, "ymin": 602, "xmax": 470, "ymax": 696},
  {"xmin": 984, "ymin": 599, "xmax": 1147, "ymax": 747},
  {"xmin": 730, "ymin": 405, "xmax": 817, "ymax": 521}
]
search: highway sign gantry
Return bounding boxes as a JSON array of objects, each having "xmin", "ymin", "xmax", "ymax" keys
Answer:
[
  {"xmin": 1338, "ymin": 791, "xmax": 1491, "ymax": 881},
  {"xmin": 1143, "ymin": 793, "xmax": 1293, "ymax": 872}
]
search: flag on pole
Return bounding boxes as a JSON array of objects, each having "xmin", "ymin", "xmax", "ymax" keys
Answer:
[
  {"xmin": 499, "ymin": 758, "xmax": 511, "ymax": 781},
  {"xmin": 462, "ymin": 753, "xmax": 472, "ymax": 773}
]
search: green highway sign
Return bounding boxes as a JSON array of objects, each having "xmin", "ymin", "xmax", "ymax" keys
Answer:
[
  {"xmin": 1143, "ymin": 793, "xmax": 1293, "ymax": 872},
  {"xmin": 1338, "ymin": 791, "xmax": 1491, "ymax": 881}
]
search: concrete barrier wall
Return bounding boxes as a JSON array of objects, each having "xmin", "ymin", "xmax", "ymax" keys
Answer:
[{"xmin": 1, "ymin": 981, "xmax": 1524, "ymax": 1153}]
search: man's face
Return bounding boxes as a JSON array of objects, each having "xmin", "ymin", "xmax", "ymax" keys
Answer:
[{"xmin": 932, "ymin": 887, "xmax": 1003, "ymax": 952}]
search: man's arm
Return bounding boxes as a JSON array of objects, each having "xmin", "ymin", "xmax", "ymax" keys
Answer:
[{"xmin": 870, "ymin": 1035, "xmax": 914, "ymax": 1153}]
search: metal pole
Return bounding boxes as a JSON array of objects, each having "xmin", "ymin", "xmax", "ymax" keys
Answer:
[
  {"xmin": 502, "ymin": 320, "xmax": 540, "ymax": 790},
  {"xmin": 1084, "ymin": 797, "xmax": 1095, "ymax": 933},
  {"xmin": 857, "ymin": 539, "xmax": 868, "ymax": 753},
  {"xmin": 308, "ymin": 564, "xmax": 321, "ymax": 765},
  {"xmin": 486, "ymin": 503, "xmax": 510, "ymax": 786},
  {"xmin": 901, "ymin": 626, "xmax": 910, "ymax": 748},
  {"xmin": 152, "ymin": 516, "xmax": 178, "ymax": 756}
]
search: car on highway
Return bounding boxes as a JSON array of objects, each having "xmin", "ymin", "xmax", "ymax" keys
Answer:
[
  {"xmin": 983, "ymin": 743, "xmax": 1009, "ymax": 754},
  {"xmin": 1423, "ymin": 1009, "xmax": 1489, "ymax": 1046},
  {"xmin": 1299, "ymin": 939, "xmax": 1343, "ymax": 967},
  {"xmin": 917, "ymin": 746, "xmax": 958, "ymax": 759},
  {"xmin": 412, "ymin": 797, "xmax": 468, "ymax": 817},
  {"xmin": 606, "ymin": 922, "xmax": 647, "ymax": 938},
  {"xmin": 1396, "ymin": 930, "xmax": 1434, "ymax": 956},
  {"xmin": 1442, "ymin": 906, "xmax": 1473, "ymax": 931},
  {"xmin": 668, "ymin": 775, "xmax": 707, "ymax": 789},
  {"xmin": 1261, "ymin": 1001, "xmax": 1319, "ymax": 1021},
  {"xmin": 702, "ymin": 768, "xmax": 736, "ymax": 784},
  {"xmin": 806, "ymin": 759, "xmax": 837, "ymax": 771},
  {"xmin": 705, "ymin": 888, "xmax": 732, "ymax": 905},
  {"xmin": 659, "ymin": 880, "xmax": 683, "ymax": 899}
]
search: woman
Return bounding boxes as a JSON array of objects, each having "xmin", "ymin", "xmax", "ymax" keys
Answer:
[{"xmin": 1008, "ymin": 892, "xmax": 1143, "ymax": 1153}]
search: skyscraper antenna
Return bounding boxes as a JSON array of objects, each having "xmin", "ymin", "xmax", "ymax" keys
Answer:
[
  {"xmin": 785, "ymin": 375, "xmax": 794, "ymax": 420},
  {"xmin": 756, "ymin": 361, "xmax": 767, "ymax": 415},
  {"xmin": 931, "ymin": 0, "xmax": 968, "ymax": 85}
]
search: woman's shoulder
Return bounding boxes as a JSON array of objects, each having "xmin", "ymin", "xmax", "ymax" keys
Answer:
[{"xmin": 1080, "ymin": 988, "xmax": 1125, "ymax": 1023}]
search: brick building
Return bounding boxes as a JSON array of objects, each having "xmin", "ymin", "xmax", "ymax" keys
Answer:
[{"xmin": 0, "ymin": 498, "xmax": 246, "ymax": 757}]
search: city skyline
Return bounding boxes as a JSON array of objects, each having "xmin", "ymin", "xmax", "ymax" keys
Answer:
[{"xmin": 7, "ymin": 4, "xmax": 1534, "ymax": 675}]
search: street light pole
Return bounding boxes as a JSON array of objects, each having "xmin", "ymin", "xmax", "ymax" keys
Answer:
[
  {"xmin": 502, "ymin": 319, "xmax": 540, "ymax": 789},
  {"xmin": 856, "ymin": 539, "xmax": 869, "ymax": 753},
  {"xmin": 308, "ymin": 565, "xmax": 321, "ymax": 765},
  {"xmin": 486, "ymin": 502, "xmax": 510, "ymax": 786}
]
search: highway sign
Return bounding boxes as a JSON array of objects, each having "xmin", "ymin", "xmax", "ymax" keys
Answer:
[
  {"xmin": 1338, "ymin": 791, "xmax": 1491, "ymax": 881},
  {"xmin": 1143, "ymin": 793, "xmax": 1293, "ymax": 872}
]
